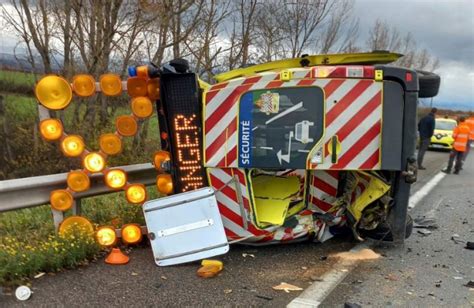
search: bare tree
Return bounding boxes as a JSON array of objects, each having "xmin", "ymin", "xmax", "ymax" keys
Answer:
[
  {"xmin": 280, "ymin": 0, "xmax": 334, "ymax": 57},
  {"xmin": 184, "ymin": 0, "xmax": 230, "ymax": 79},
  {"xmin": 226, "ymin": 0, "xmax": 258, "ymax": 69},
  {"xmin": 318, "ymin": 0, "xmax": 355, "ymax": 54},
  {"xmin": 253, "ymin": 1, "xmax": 285, "ymax": 62}
]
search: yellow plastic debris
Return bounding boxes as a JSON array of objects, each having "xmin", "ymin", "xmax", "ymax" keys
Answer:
[{"xmin": 197, "ymin": 260, "xmax": 223, "ymax": 278}]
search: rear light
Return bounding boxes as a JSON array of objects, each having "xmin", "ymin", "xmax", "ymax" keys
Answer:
[
  {"xmin": 72, "ymin": 74, "xmax": 96, "ymax": 97},
  {"xmin": 83, "ymin": 152, "xmax": 106, "ymax": 173},
  {"xmin": 50, "ymin": 189, "xmax": 74, "ymax": 211},
  {"xmin": 39, "ymin": 119, "xmax": 63, "ymax": 141},
  {"xmin": 100, "ymin": 74, "xmax": 122, "ymax": 96},
  {"xmin": 156, "ymin": 174, "xmax": 173, "ymax": 195},
  {"xmin": 406, "ymin": 72, "xmax": 413, "ymax": 82},
  {"xmin": 35, "ymin": 75, "xmax": 72, "ymax": 110},
  {"xmin": 99, "ymin": 133, "xmax": 122, "ymax": 155},
  {"xmin": 115, "ymin": 115, "xmax": 138, "ymax": 137},
  {"xmin": 131, "ymin": 96, "xmax": 153, "ymax": 118},
  {"xmin": 67, "ymin": 170, "xmax": 90, "ymax": 192},
  {"xmin": 104, "ymin": 169, "xmax": 127, "ymax": 189},
  {"xmin": 312, "ymin": 66, "xmax": 375, "ymax": 79},
  {"xmin": 61, "ymin": 135, "xmax": 85, "ymax": 157},
  {"xmin": 125, "ymin": 184, "xmax": 147, "ymax": 204},
  {"xmin": 127, "ymin": 77, "xmax": 148, "ymax": 97}
]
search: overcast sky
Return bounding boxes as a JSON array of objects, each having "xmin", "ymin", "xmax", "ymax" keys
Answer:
[
  {"xmin": 353, "ymin": 0, "xmax": 474, "ymax": 109},
  {"xmin": 0, "ymin": 0, "xmax": 472, "ymax": 110}
]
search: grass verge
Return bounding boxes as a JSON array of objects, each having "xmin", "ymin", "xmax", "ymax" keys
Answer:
[{"xmin": 0, "ymin": 187, "xmax": 159, "ymax": 286}]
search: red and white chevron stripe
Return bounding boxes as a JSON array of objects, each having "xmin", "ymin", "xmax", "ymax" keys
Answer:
[
  {"xmin": 308, "ymin": 170, "xmax": 340, "ymax": 213},
  {"xmin": 204, "ymin": 72, "xmax": 383, "ymax": 169},
  {"xmin": 207, "ymin": 167, "xmax": 271, "ymax": 241}
]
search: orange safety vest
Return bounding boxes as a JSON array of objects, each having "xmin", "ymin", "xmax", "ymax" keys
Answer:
[
  {"xmin": 466, "ymin": 116, "xmax": 474, "ymax": 140},
  {"xmin": 452, "ymin": 123, "xmax": 470, "ymax": 152}
]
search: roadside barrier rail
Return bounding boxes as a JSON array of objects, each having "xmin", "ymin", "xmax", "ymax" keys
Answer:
[{"xmin": 0, "ymin": 163, "xmax": 157, "ymax": 228}]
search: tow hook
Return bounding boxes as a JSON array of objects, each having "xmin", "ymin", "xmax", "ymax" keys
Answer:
[{"xmin": 402, "ymin": 157, "xmax": 417, "ymax": 183}]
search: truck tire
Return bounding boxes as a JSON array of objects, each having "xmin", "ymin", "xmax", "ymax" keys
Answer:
[
  {"xmin": 417, "ymin": 70, "xmax": 440, "ymax": 98},
  {"xmin": 360, "ymin": 215, "xmax": 413, "ymax": 241}
]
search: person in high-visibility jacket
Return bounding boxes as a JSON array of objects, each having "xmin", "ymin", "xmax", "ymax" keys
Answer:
[
  {"xmin": 443, "ymin": 116, "xmax": 470, "ymax": 174},
  {"xmin": 463, "ymin": 115, "xmax": 474, "ymax": 162}
]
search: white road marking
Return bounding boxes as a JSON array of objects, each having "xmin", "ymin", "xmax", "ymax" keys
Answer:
[
  {"xmin": 408, "ymin": 171, "xmax": 446, "ymax": 209},
  {"xmin": 288, "ymin": 170, "xmax": 447, "ymax": 307},
  {"xmin": 287, "ymin": 244, "xmax": 372, "ymax": 308}
]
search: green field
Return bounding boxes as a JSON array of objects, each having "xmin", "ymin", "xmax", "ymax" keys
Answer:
[{"xmin": 0, "ymin": 69, "xmax": 37, "ymax": 87}]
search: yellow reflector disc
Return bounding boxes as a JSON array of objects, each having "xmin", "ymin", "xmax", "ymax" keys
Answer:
[
  {"xmin": 156, "ymin": 174, "xmax": 173, "ymax": 195},
  {"xmin": 72, "ymin": 74, "xmax": 96, "ymax": 97},
  {"xmin": 67, "ymin": 170, "xmax": 90, "ymax": 192},
  {"xmin": 35, "ymin": 75, "xmax": 72, "ymax": 110},
  {"xmin": 121, "ymin": 224, "xmax": 142, "ymax": 244},
  {"xmin": 95, "ymin": 226, "xmax": 117, "ymax": 247},
  {"xmin": 104, "ymin": 169, "xmax": 127, "ymax": 189},
  {"xmin": 99, "ymin": 133, "xmax": 122, "ymax": 155},
  {"xmin": 83, "ymin": 152, "xmax": 106, "ymax": 173},
  {"xmin": 147, "ymin": 78, "xmax": 160, "ymax": 100},
  {"xmin": 116, "ymin": 115, "xmax": 138, "ymax": 137},
  {"xmin": 100, "ymin": 74, "xmax": 122, "ymax": 96},
  {"xmin": 50, "ymin": 189, "xmax": 74, "ymax": 211},
  {"xmin": 61, "ymin": 135, "xmax": 85, "ymax": 157},
  {"xmin": 153, "ymin": 150, "xmax": 171, "ymax": 170},
  {"xmin": 125, "ymin": 184, "xmax": 147, "ymax": 204},
  {"xmin": 59, "ymin": 216, "xmax": 94, "ymax": 236},
  {"xmin": 127, "ymin": 77, "xmax": 148, "ymax": 97},
  {"xmin": 39, "ymin": 118, "xmax": 63, "ymax": 141},
  {"xmin": 131, "ymin": 96, "xmax": 153, "ymax": 118}
]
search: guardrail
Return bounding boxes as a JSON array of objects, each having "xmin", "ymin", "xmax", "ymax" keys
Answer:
[{"xmin": 0, "ymin": 163, "xmax": 157, "ymax": 228}]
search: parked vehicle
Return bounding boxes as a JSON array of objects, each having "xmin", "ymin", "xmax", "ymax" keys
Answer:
[{"xmin": 430, "ymin": 118, "xmax": 457, "ymax": 149}]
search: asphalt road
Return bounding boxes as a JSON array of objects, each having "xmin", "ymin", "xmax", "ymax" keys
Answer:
[
  {"xmin": 322, "ymin": 150, "xmax": 474, "ymax": 307},
  {"xmin": 0, "ymin": 149, "xmax": 468, "ymax": 307}
]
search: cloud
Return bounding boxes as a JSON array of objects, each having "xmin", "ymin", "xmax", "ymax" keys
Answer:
[
  {"xmin": 353, "ymin": 0, "xmax": 473, "ymax": 108},
  {"xmin": 435, "ymin": 60, "xmax": 474, "ymax": 105},
  {"xmin": 353, "ymin": 0, "xmax": 474, "ymax": 65}
]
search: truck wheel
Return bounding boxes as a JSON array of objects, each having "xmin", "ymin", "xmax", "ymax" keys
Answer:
[
  {"xmin": 360, "ymin": 215, "xmax": 413, "ymax": 241},
  {"xmin": 417, "ymin": 70, "xmax": 440, "ymax": 98}
]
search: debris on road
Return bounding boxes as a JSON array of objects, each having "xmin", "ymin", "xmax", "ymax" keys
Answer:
[
  {"xmin": 15, "ymin": 286, "xmax": 32, "ymax": 301},
  {"xmin": 384, "ymin": 273, "xmax": 399, "ymax": 281},
  {"xmin": 242, "ymin": 253, "xmax": 255, "ymax": 258},
  {"xmin": 333, "ymin": 248, "xmax": 380, "ymax": 261},
  {"xmin": 197, "ymin": 260, "xmax": 223, "ymax": 278},
  {"xmin": 451, "ymin": 234, "xmax": 465, "ymax": 244},
  {"xmin": 34, "ymin": 272, "xmax": 45, "ymax": 279},
  {"xmin": 414, "ymin": 216, "xmax": 439, "ymax": 229},
  {"xmin": 255, "ymin": 294, "xmax": 273, "ymax": 300},
  {"xmin": 465, "ymin": 241, "xmax": 474, "ymax": 250},
  {"xmin": 223, "ymin": 289, "xmax": 233, "ymax": 294},
  {"xmin": 464, "ymin": 281, "xmax": 474, "ymax": 288},
  {"xmin": 310, "ymin": 275, "xmax": 324, "ymax": 282},
  {"xmin": 161, "ymin": 275, "xmax": 167, "ymax": 280},
  {"xmin": 453, "ymin": 276, "xmax": 464, "ymax": 280},
  {"xmin": 417, "ymin": 229, "xmax": 432, "ymax": 236},
  {"xmin": 272, "ymin": 282, "xmax": 303, "ymax": 293},
  {"xmin": 131, "ymin": 272, "xmax": 138, "ymax": 276}
]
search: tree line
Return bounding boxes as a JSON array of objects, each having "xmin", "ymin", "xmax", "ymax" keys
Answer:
[{"xmin": 0, "ymin": 0, "xmax": 440, "ymax": 180}]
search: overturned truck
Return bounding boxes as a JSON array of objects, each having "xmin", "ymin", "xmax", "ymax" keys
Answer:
[{"xmin": 139, "ymin": 52, "xmax": 440, "ymax": 260}]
